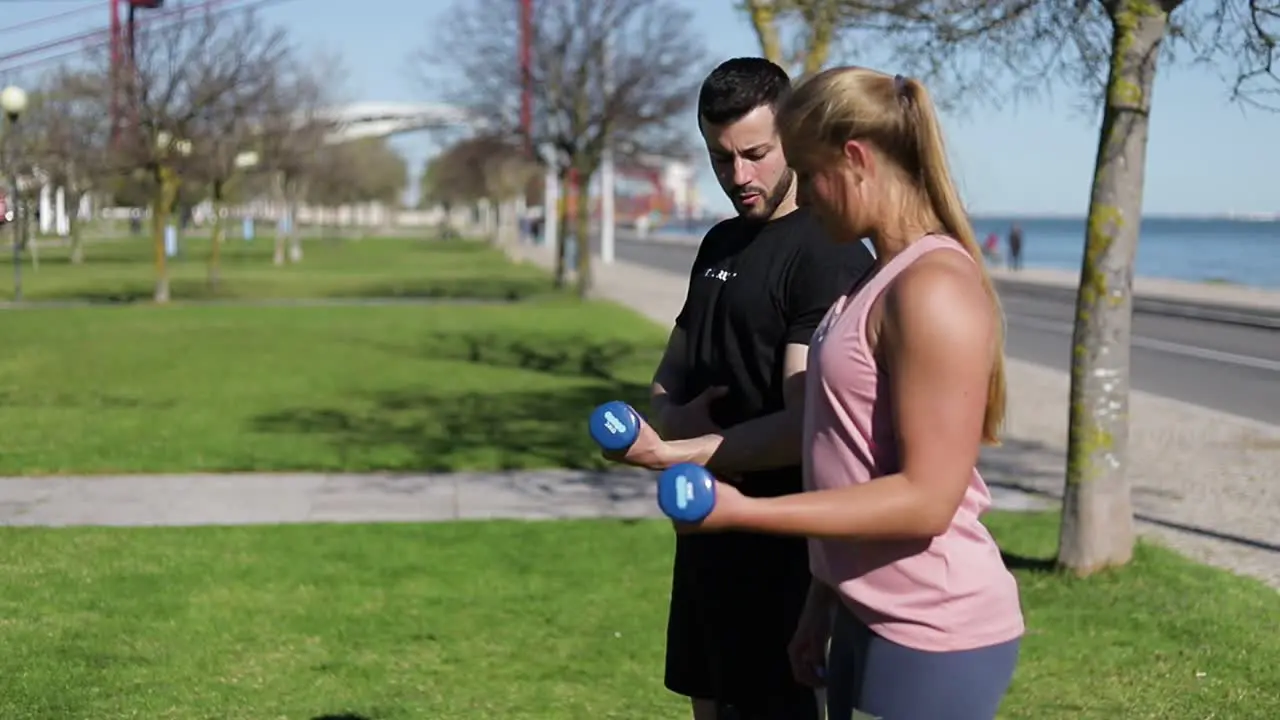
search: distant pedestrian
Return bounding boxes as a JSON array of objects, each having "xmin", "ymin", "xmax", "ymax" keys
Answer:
[
  {"xmin": 1007, "ymin": 224, "xmax": 1023, "ymax": 270},
  {"xmin": 982, "ymin": 232, "xmax": 1000, "ymax": 264}
]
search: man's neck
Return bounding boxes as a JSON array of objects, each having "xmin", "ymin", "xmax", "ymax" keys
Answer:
[{"xmin": 765, "ymin": 184, "xmax": 799, "ymax": 222}]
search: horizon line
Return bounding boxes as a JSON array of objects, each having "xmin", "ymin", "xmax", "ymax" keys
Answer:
[{"xmin": 967, "ymin": 212, "xmax": 1278, "ymax": 222}]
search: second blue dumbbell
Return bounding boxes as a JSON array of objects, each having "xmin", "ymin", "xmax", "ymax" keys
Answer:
[
  {"xmin": 657, "ymin": 463, "xmax": 717, "ymax": 523},
  {"xmin": 588, "ymin": 400, "xmax": 641, "ymax": 452}
]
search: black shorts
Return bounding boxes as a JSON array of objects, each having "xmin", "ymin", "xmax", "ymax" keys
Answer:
[{"xmin": 663, "ymin": 530, "xmax": 817, "ymax": 717}]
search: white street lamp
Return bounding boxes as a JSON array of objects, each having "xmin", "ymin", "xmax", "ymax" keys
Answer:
[
  {"xmin": 234, "ymin": 151, "xmax": 259, "ymax": 170},
  {"xmin": 2, "ymin": 85, "xmax": 28, "ymax": 301},
  {"xmin": 0, "ymin": 86, "xmax": 28, "ymax": 120}
]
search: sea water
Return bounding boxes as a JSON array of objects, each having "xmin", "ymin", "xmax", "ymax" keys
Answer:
[{"xmin": 657, "ymin": 216, "xmax": 1280, "ymax": 289}]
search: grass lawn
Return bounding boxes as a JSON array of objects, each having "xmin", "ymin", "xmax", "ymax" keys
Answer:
[
  {"xmin": 0, "ymin": 513, "xmax": 1275, "ymax": 719},
  {"xmin": 0, "ymin": 234, "xmax": 666, "ymax": 475},
  {"xmin": 0, "ymin": 236, "xmax": 555, "ymax": 302},
  {"xmin": 0, "ymin": 298, "xmax": 664, "ymax": 475}
]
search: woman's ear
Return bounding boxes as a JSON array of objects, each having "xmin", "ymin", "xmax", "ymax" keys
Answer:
[{"xmin": 841, "ymin": 140, "xmax": 876, "ymax": 182}]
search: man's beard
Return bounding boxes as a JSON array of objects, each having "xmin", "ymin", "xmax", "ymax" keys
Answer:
[{"xmin": 734, "ymin": 169, "xmax": 795, "ymax": 222}]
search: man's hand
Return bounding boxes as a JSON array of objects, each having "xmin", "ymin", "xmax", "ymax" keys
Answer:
[{"xmin": 656, "ymin": 386, "xmax": 728, "ymax": 440}]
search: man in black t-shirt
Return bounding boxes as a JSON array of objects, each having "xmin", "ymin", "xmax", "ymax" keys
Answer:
[{"xmin": 613, "ymin": 59, "xmax": 875, "ymax": 719}]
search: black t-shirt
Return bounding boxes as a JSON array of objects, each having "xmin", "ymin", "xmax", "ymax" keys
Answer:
[{"xmin": 674, "ymin": 207, "xmax": 875, "ymax": 496}]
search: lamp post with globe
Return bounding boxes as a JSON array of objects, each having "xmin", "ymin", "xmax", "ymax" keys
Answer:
[{"xmin": 2, "ymin": 85, "xmax": 29, "ymax": 301}]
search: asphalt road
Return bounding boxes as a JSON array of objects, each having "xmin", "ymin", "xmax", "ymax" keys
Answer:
[{"xmin": 604, "ymin": 235, "xmax": 1280, "ymax": 426}]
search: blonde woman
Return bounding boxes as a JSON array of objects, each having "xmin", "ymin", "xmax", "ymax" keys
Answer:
[{"xmin": 672, "ymin": 67, "xmax": 1025, "ymax": 720}]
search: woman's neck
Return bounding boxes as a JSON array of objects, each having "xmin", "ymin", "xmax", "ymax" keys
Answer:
[
  {"xmin": 870, "ymin": 221, "xmax": 935, "ymax": 266},
  {"xmin": 868, "ymin": 192, "xmax": 941, "ymax": 266}
]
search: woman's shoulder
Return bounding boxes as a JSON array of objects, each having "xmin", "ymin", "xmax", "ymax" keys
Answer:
[{"xmin": 885, "ymin": 245, "xmax": 992, "ymax": 335}]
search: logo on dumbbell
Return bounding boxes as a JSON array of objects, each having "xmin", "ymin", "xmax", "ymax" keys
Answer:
[
  {"xmin": 602, "ymin": 411, "xmax": 627, "ymax": 435},
  {"xmin": 674, "ymin": 474, "xmax": 693, "ymax": 510}
]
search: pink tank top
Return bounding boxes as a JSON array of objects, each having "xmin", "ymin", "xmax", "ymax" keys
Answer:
[{"xmin": 803, "ymin": 234, "xmax": 1025, "ymax": 652}]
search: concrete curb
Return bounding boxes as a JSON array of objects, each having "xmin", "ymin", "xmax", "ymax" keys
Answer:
[
  {"xmin": 618, "ymin": 231, "xmax": 1280, "ymax": 329},
  {"xmin": 993, "ymin": 277, "xmax": 1280, "ymax": 330}
]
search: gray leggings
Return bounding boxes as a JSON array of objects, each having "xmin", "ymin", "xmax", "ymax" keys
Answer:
[{"xmin": 826, "ymin": 605, "xmax": 1019, "ymax": 720}]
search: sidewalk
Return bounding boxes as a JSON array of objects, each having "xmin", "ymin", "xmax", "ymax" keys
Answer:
[
  {"xmin": 510, "ymin": 242, "xmax": 1280, "ymax": 589},
  {"xmin": 0, "ymin": 470, "xmax": 660, "ymax": 526},
  {"xmin": 0, "ymin": 468, "xmax": 1045, "ymax": 527}
]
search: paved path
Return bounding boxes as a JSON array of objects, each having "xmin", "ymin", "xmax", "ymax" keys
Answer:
[
  {"xmin": 605, "ymin": 234, "xmax": 1280, "ymax": 425},
  {"xmin": 0, "ymin": 470, "xmax": 1049, "ymax": 527}
]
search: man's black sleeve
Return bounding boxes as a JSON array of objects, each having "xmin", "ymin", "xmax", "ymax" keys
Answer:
[{"xmin": 783, "ymin": 234, "xmax": 877, "ymax": 345}]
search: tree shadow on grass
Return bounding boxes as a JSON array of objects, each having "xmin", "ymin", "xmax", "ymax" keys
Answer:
[
  {"xmin": 31, "ymin": 277, "xmax": 557, "ymax": 305},
  {"xmin": 395, "ymin": 331, "xmax": 653, "ymax": 381},
  {"xmin": 47, "ymin": 278, "xmax": 228, "ymax": 305},
  {"xmin": 325, "ymin": 277, "xmax": 555, "ymax": 302},
  {"xmin": 252, "ymin": 336, "xmax": 659, "ymax": 472}
]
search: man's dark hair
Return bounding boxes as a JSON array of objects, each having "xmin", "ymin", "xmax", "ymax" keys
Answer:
[{"xmin": 697, "ymin": 57, "xmax": 792, "ymax": 127}]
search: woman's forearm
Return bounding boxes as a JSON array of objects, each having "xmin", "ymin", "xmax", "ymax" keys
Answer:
[{"xmin": 732, "ymin": 474, "xmax": 953, "ymax": 540}]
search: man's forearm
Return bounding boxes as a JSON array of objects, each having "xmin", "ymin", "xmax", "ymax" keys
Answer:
[{"xmin": 665, "ymin": 406, "xmax": 803, "ymax": 474}]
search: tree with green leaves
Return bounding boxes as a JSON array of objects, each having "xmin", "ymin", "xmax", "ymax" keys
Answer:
[
  {"xmin": 420, "ymin": 134, "xmax": 539, "ymax": 243},
  {"xmin": 308, "ymin": 137, "xmax": 410, "ymax": 232}
]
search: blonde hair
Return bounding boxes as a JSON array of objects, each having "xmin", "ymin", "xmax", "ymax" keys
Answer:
[{"xmin": 778, "ymin": 67, "xmax": 1006, "ymax": 444}]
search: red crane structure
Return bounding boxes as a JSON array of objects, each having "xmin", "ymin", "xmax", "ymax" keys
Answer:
[{"xmin": 109, "ymin": 0, "xmax": 167, "ymax": 144}]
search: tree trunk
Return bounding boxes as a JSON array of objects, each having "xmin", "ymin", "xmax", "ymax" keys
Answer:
[
  {"xmin": 208, "ymin": 179, "xmax": 226, "ymax": 290},
  {"xmin": 287, "ymin": 179, "xmax": 307, "ymax": 263},
  {"xmin": 799, "ymin": 0, "xmax": 837, "ymax": 74},
  {"xmin": 1058, "ymin": 0, "xmax": 1168, "ymax": 575},
  {"xmin": 743, "ymin": 0, "xmax": 784, "ymax": 64},
  {"xmin": 152, "ymin": 167, "xmax": 178, "ymax": 303},
  {"xmin": 68, "ymin": 191, "xmax": 85, "ymax": 264},
  {"xmin": 553, "ymin": 169, "xmax": 572, "ymax": 288},
  {"xmin": 574, "ymin": 168, "xmax": 594, "ymax": 298},
  {"xmin": 273, "ymin": 172, "xmax": 288, "ymax": 266},
  {"xmin": 22, "ymin": 198, "xmax": 37, "ymax": 270}
]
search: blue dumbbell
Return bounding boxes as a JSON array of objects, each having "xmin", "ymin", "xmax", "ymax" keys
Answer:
[
  {"xmin": 588, "ymin": 400, "xmax": 641, "ymax": 452},
  {"xmin": 657, "ymin": 462, "xmax": 717, "ymax": 523}
]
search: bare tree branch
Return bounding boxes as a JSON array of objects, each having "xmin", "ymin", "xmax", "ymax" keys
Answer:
[{"xmin": 415, "ymin": 0, "xmax": 706, "ymax": 294}]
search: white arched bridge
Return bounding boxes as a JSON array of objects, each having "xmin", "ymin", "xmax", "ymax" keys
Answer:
[
  {"xmin": 319, "ymin": 101, "xmax": 480, "ymax": 143},
  {"xmin": 317, "ymin": 100, "xmax": 699, "ymax": 226}
]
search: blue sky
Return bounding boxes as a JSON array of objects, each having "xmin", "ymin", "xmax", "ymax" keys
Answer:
[{"xmin": 2, "ymin": 0, "xmax": 1276, "ymax": 217}]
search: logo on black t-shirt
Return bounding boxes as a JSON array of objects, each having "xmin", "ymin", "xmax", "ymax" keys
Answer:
[{"xmin": 702, "ymin": 267, "xmax": 738, "ymax": 283}]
